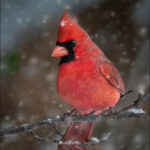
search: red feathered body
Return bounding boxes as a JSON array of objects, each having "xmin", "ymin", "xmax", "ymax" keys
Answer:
[
  {"xmin": 51, "ymin": 10, "xmax": 125, "ymax": 150},
  {"xmin": 57, "ymin": 54, "xmax": 120, "ymax": 115}
]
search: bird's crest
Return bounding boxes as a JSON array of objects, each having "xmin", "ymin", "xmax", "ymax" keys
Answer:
[
  {"xmin": 59, "ymin": 9, "xmax": 77, "ymax": 28},
  {"xmin": 57, "ymin": 9, "xmax": 87, "ymax": 43}
]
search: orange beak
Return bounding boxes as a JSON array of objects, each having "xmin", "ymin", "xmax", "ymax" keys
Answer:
[{"xmin": 51, "ymin": 46, "xmax": 68, "ymax": 57}]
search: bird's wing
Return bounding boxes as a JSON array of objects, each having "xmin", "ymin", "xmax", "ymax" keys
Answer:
[{"xmin": 99, "ymin": 61, "xmax": 125, "ymax": 94}]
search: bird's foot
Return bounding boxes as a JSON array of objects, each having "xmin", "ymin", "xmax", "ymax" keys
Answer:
[
  {"xmin": 64, "ymin": 109, "xmax": 77, "ymax": 117},
  {"xmin": 107, "ymin": 106, "xmax": 115, "ymax": 115}
]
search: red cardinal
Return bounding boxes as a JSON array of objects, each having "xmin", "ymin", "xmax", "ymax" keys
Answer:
[{"xmin": 51, "ymin": 10, "xmax": 125, "ymax": 150}]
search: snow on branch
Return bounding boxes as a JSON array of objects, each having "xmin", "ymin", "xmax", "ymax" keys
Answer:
[
  {"xmin": 0, "ymin": 92, "xmax": 149, "ymax": 137},
  {"xmin": 58, "ymin": 132, "xmax": 112, "ymax": 146}
]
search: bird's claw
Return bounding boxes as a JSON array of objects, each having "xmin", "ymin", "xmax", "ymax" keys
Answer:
[{"xmin": 64, "ymin": 109, "xmax": 77, "ymax": 117}]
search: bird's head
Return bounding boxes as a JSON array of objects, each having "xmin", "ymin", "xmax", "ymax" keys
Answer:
[{"xmin": 51, "ymin": 9, "xmax": 92, "ymax": 65}]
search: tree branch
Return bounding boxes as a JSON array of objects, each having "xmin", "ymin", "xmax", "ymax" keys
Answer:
[{"xmin": 0, "ymin": 92, "xmax": 149, "ymax": 137}]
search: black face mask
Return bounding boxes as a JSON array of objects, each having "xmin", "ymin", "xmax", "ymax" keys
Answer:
[{"xmin": 56, "ymin": 40, "xmax": 76, "ymax": 65}]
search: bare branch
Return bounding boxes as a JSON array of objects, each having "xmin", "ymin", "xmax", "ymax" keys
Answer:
[
  {"xmin": 29, "ymin": 130, "xmax": 51, "ymax": 142},
  {"xmin": 0, "ymin": 92, "xmax": 149, "ymax": 137}
]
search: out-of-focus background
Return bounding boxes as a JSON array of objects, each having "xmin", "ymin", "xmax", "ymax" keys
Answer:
[{"xmin": 0, "ymin": 0, "xmax": 149, "ymax": 150}]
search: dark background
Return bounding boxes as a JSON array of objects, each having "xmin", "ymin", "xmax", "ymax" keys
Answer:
[{"xmin": 0, "ymin": 0, "xmax": 149, "ymax": 150}]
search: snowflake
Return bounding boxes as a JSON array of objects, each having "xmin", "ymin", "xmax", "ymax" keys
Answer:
[{"xmin": 60, "ymin": 19, "xmax": 66, "ymax": 27}]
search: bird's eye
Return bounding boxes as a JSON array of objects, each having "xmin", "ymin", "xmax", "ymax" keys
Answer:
[
  {"xmin": 69, "ymin": 40, "xmax": 76, "ymax": 45},
  {"xmin": 56, "ymin": 42, "xmax": 61, "ymax": 46},
  {"xmin": 56, "ymin": 40, "xmax": 76, "ymax": 49},
  {"xmin": 66, "ymin": 40, "xmax": 76, "ymax": 47},
  {"xmin": 65, "ymin": 40, "xmax": 76, "ymax": 49}
]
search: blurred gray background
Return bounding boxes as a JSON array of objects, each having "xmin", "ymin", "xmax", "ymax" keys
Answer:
[{"xmin": 0, "ymin": 0, "xmax": 149, "ymax": 150}]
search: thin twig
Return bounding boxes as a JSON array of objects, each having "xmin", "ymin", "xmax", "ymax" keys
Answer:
[
  {"xmin": 113, "ymin": 93, "xmax": 149, "ymax": 115},
  {"xmin": 29, "ymin": 130, "xmax": 50, "ymax": 142}
]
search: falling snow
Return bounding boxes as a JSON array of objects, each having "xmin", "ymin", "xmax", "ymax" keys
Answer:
[
  {"xmin": 107, "ymin": 75, "xmax": 111, "ymax": 79},
  {"xmin": 26, "ymin": 17, "xmax": 31, "ymax": 23},
  {"xmin": 41, "ymin": 15, "xmax": 49, "ymax": 24},
  {"xmin": 75, "ymin": 55, "xmax": 79, "ymax": 59},
  {"xmin": 16, "ymin": 18, "xmax": 22, "ymax": 24},
  {"xmin": 46, "ymin": 73, "xmax": 55, "ymax": 82},
  {"xmin": 139, "ymin": 27, "xmax": 147, "ymax": 37},
  {"xmin": 18, "ymin": 101, "xmax": 24, "ymax": 107},
  {"xmin": 75, "ymin": 125, "xmax": 79, "ymax": 129},
  {"xmin": 5, "ymin": 115, "xmax": 11, "ymax": 121},
  {"xmin": 60, "ymin": 20, "xmax": 66, "ymax": 27},
  {"xmin": 59, "ymin": 104, "xmax": 63, "ymax": 108}
]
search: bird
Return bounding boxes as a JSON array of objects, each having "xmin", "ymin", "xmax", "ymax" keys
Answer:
[{"xmin": 51, "ymin": 9, "xmax": 125, "ymax": 150}]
